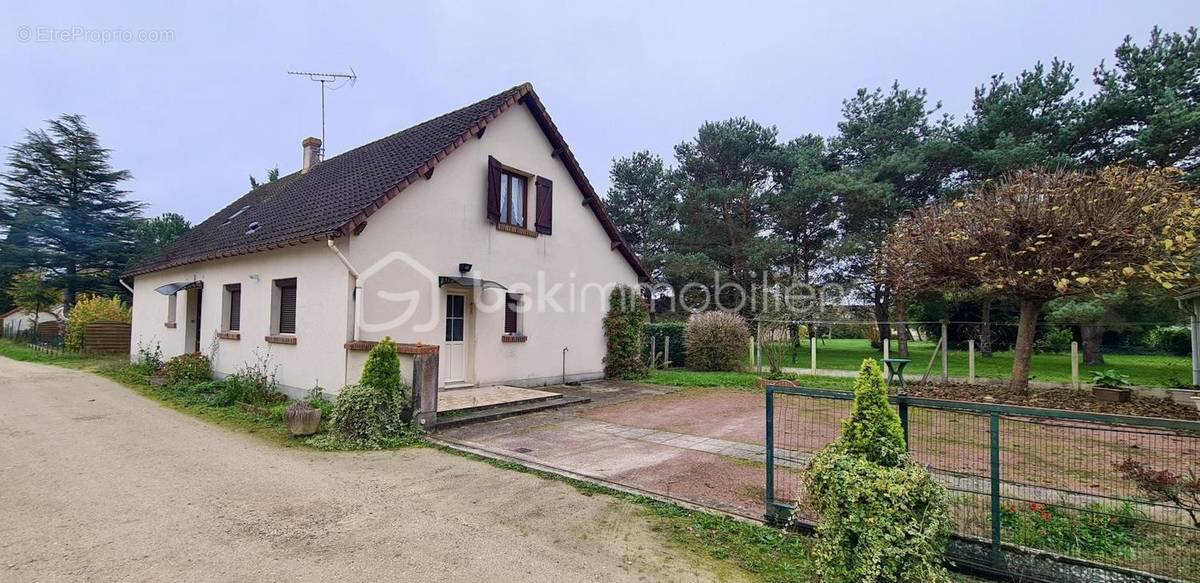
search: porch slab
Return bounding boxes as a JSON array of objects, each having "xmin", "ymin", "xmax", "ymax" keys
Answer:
[{"xmin": 437, "ymin": 385, "xmax": 563, "ymax": 413}]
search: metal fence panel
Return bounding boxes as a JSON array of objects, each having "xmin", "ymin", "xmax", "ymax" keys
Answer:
[{"xmin": 765, "ymin": 384, "xmax": 1200, "ymax": 582}]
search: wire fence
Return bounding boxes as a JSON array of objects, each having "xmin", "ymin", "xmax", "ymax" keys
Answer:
[
  {"xmin": 765, "ymin": 385, "xmax": 1200, "ymax": 582},
  {"xmin": 739, "ymin": 319, "xmax": 1196, "ymax": 388},
  {"xmin": 2, "ymin": 320, "xmax": 68, "ymax": 356}
]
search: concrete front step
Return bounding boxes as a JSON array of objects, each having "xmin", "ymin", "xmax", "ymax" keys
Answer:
[{"xmin": 435, "ymin": 395, "xmax": 591, "ymax": 429}]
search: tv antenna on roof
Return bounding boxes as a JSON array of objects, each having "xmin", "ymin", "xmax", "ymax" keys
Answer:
[{"xmin": 287, "ymin": 67, "xmax": 357, "ymax": 159}]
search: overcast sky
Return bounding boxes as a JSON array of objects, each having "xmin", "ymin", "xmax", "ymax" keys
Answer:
[{"xmin": 3, "ymin": 1, "xmax": 1197, "ymax": 222}]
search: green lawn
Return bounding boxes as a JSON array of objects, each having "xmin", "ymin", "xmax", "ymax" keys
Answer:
[{"xmin": 770, "ymin": 338, "xmax": 1190, "ymax": 388}]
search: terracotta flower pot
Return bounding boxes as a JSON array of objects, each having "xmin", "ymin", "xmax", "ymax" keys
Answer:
[
  {"xmin": 1092, "ymin": 386, "xmax": 1131, "ymax": 403},
  {"xmin": 285, "ymin": 402, "xmax": 322, "ymax": 436}
]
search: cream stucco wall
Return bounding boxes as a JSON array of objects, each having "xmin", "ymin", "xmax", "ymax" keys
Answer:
[
  {"xmin": 345, "ymin": 104, "xmax": 640, "ymax": 387},
  {"xmin": 131, "ymin": 103, "xmax": 641, "ymax": 393},
  {"xmin": 131, "ymin": 245, "xmax": 353, "ymax": 396}
]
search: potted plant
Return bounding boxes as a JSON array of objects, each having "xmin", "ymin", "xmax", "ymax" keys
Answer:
[
  {"xmin": 1091, "ymin": 369, "xmax": 1132, "ymax": 403},
  {"xmin": 284, "ymin": 401, "xmax": 322, "ymax": 436}
]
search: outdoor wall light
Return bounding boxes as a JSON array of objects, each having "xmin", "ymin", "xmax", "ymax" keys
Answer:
[
  {"xmin": 458, "ymin": 263, "xmax": 472, "ymax": 274},
  {"xmin": 248, "ymin": 274, "xmax": 260, "ymax": 282}
]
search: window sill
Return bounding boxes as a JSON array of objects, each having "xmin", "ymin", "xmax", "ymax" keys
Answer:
[
  {"xmin": 501, "ymin": 334, "xmax": 528, "ymax": 343},
  {"xmin": 164, "ymin": 322, "xmax": 177, "ymax": 329},
  {"xmin": 265, "ymin": 334, "xmax": 297, "ymax": 345},
  {"xmin": 216, "ymin": 331, "xmax": 241, "ymax": 340},
  {"xmin": 496, "ymin": 223, "xmax": 537, "ymax": 238}
]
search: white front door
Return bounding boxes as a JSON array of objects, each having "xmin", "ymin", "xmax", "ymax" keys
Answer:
[{"xmin": 442, "ymin": 293, "xmax": 467, "ymax": 385}]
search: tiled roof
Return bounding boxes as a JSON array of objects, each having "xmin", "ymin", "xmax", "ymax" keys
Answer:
[{"xmin": 125, "ymin": 83, "xmax": 648, "ymax": 280}]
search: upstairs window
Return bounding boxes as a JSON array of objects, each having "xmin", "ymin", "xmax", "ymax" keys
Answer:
[
  {"xmin": 273, "ymin": 278, "xmax": 297, "ymax": 335},
  {"xmin": 499, "ymin": 171, "xmax": 527, "ymax": 228}
]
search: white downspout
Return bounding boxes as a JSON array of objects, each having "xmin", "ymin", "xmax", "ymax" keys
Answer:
[
  {"xmin": 118, "ymin": 278, "xmax": 134, "ymax": 294},
  {"xmin": 327, "ymin": 238, "xmax": 362, "ymax": 342}
]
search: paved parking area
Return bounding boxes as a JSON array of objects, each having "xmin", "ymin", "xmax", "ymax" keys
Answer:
[{"xmin": 437, "ymin": 382, "xmax": 776, "ymax": 517}]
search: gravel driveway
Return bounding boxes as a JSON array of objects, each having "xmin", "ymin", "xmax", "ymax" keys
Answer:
[{"xmin": 0, "ymin": 357, "xmax": 740, "ymax": 582}]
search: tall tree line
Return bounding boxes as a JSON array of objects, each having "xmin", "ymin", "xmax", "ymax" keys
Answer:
[
  {"xmin": 606, "ymin": 26, "xmax": 1199, "ymax": 342},
  {"xmin": 0, "ymin": 114, "xmax": 190, "ymax": 314}
]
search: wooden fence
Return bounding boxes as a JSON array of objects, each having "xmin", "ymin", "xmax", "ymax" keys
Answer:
[{"xmin": 82, "ymin": 321, "xmax": 131, "ymax": 355}]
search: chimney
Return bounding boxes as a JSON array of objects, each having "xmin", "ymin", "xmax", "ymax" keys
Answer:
[{"xmin": 301, "ymin": 137, "xmax": 322, "ymax": 173}]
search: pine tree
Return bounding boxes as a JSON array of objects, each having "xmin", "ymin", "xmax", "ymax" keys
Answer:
[{"xmin": 0, "ymin": 115, "xmax": 142, "ymax": 311}]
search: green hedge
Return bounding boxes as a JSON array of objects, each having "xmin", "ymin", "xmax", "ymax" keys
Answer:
[{"xmin": 644, "ymin": 322, "xmax": 686, "ymax": 368}]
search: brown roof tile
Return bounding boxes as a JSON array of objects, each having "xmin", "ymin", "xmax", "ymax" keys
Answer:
[{"xmin": 125, "ymin": 83, "xmax": 649, "ymax": 281}]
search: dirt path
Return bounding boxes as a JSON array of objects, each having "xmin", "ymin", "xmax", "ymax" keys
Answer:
[{"xmin": 0, "ymin": 358, "xmax": 744, "ymax": 583}]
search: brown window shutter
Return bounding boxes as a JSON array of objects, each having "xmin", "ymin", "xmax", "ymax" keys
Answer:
[
  {"xmin": 227, "ymin": 284, "xmax": 242, "ymax": 331},
  {"xmin": 486, "ymin": 156, "xmax": 502, "ymax": 223},
  {"xmin": 535, "ymin": 176, "xmax": 553, "ymax": 235},
  {"xmin": 276, "ymin": 279, "xmax": 297, "ymax": 335}
]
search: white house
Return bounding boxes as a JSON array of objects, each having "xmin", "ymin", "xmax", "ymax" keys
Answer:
[
  {"xmin": 2, "ymin": 305, "xmax": 64, "ymax": 336},
  {"xmin": 124, "ymin": 83, "xmax": 649, "ymax": 410}
]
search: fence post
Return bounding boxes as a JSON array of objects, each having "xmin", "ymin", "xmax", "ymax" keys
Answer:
[
  {"xmin": 941, "ymin": 320, "xmax": 949, "ymax": 382},
  {"xmin": 897, "ymin": 393, "xmax": 910, "ymax": 450},
  {"xmin": 883, "ymin": 330, "xmax": 890, "ymax": 360},
  {"xmin": 756, "ymin": 322, "xmax": 763, "ymax": 374},
  {"xmin": 650, "ymin": 336, "xmax": 657, "ymax": 370},
  {"xmin": 764, "ymin": 386, "xmax": 776, "ymax": 521},
  {"xmin": 664, "ymin": 336, "xmax": 671, "ymax": 368},
  {"xmin": 749, "ymin": 337, "xmax": 756, "ymax": 371},
  {"xmin": 968, "ymin": 339, "xmax": 976, "ymax": 384},
  {"xmin": 989, "ymin": 412, "xmax": 1002, "ymax": 566},
  {"xmin": 1071, "ymin": 341, "xmax": 1080, "ymax": 390},
  {"xmin": 810, "ymin": 335, "xmax": 817, "ymax": 375}
]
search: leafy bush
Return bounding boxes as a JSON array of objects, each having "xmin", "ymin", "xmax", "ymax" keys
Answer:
[
  {"xmin": 802, "ymin": 359, "xmax": 951, "ymax": 583},
  {"xmin": 838, "ymin": 359, "xmax": 906, "ymax": 467},
  {"xmin": 213, "ymin": 350, "xmax": 282, "ymax": 405},
  {"xmin": 1114, "ymin": 458, "xmax": 1200, "ymax": 528},
  {"xmin": 644, "ymin": 321, "xmax": 686, "ymax": 368},
  {"xmin": 683, "ymin": 311, "xmax": 750, "ymax": 372},
  {"xmin": 1146, "ymin": 325, "xmax": 1191, "ymax": 356},
  {"xmin": 1034, "ymin": 327, "xmax": 1074, "ymax": 354},
  {"xmin": 1092, "ymin": 369, "xmax": 1131, "ymax": 389},
  {"xmin": 65, "ymin": 295, "xmax": 131, "ymax": 351},
  {"xmin": 132, "ymin": 340, "xmax": 163, "ymax": 376},
  {"xmin": 163, "ymin": 352, "xmax": 211, "ymax": 386},
  {"xmin": 603, "ymin": 285, "xmax": 648, "ymax": 379},
  {"xmin": 328, "ymin": 338, "xmax": 413, "ymax": 447},
  {"xmin": 306, "ymin": 386, "xmax": 333, "ymax": 418},
  {"xmin": 1001, "ymin": 501, "xmax": 1145, "ymax": 559}
]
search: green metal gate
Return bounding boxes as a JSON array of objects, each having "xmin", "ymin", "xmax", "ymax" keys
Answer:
[{"xmin": 765, "ymin": 384, "xmax": 1200, "ymax": 582}]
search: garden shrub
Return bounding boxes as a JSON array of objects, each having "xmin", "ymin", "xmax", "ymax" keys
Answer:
[
  {"xmin": 213, "ymin": 349, "xmax": 282, "ymax": 405},
  {"xmin": 163, "ymin": 352, "xmax": 211, "ymax": 386},
  {"xmin": 603, "ymin": 285, "xmax": 648, "ymax": 379},
  {"xmin": 328, "ymin": 338, "xmax": 413, "ymax": 446},
  {"xmin": 802, "ymin": 359, "xmax": 951, "ymax": 583},
  {"xmin": 1034, "ymin": 327, "xmax": 1074, "ymax": 354},
  {"xmin": 683, "ymin": 311, "xmax": 750, "ymax": 372},
  {"xmin": 132, "ymin": 340, "xmax": 163, "ymax": 376},
  {"xmin": 643, "ymin": 321, "xmax": 686, "ymax": 368},
  {"xmin": 65, "ymin": 295, "xmax": 131, "ymax": 352},
  {"xmin": 1146, "ymin": 325, "xmax": 1191, "ymax": 356}
]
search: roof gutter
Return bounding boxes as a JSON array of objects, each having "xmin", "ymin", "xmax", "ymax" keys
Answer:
[{"xmin": 327, "ymin": 238, "xmax": 362, "ymax": 342}]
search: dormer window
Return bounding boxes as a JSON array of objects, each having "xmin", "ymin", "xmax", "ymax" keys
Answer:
[{"xmin": 245, "ymin": 221, "xmax": 261, "ymax": 235}]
